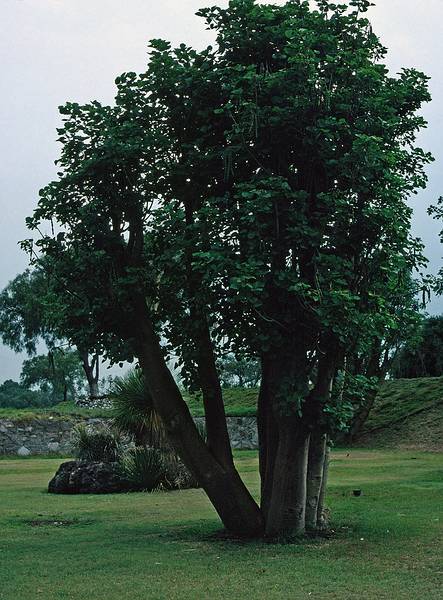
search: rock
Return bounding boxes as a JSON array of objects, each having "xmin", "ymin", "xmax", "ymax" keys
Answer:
[
  {"xmin": 48, "ymin": 461, "xmax": 128, "ymax": 494},
  {"xmin": 47, "ymin": 442, "xmax": 60, "ymax": 453},
  {"xmin": 17, "ymin": 446, "xmax": 31, "ymax": 456}
]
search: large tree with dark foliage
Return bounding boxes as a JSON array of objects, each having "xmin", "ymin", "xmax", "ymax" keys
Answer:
[{"xmin": 24, "ymin": 1, "xmax": 431, "ymax": 538}]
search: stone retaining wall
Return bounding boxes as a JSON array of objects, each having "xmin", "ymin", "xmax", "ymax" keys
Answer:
[{"xmin": 0, "ymin": 415, "xmax": 258, "ymax": 456}]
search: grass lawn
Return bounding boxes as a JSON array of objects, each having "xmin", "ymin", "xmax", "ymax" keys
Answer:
[{"xmin": 0, "ymin": 450, "xmax": 442, "ymax": 599}]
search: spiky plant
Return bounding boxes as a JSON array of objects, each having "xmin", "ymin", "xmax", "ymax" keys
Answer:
[
  {"xmin": 110, "ymin": 368, "xmax": 168, "ymax": 448},
  {"xmin": 120, "ymin": 447, "xmax": 167, "ymax": 491},
  {"xmin": 73, "ymin": 424, "xmax": 121, "ymax": 463}
]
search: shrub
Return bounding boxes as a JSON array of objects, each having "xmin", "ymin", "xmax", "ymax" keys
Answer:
[
  {"xmin": 120, "ymin": 447, "xmax": 167, "ymax": 492},
  {"xmin": 110, "ymin": 369, "xmax": 167, "ymax": 448},
  {"xmin": 73, "ymin": 424, "xmax": 121, "ymax": 463}
]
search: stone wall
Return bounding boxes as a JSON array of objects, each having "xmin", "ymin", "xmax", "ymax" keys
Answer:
[
  {"xmin": 0, "ymin": 415, "xmax": 258, "ymax": 456},
  {"xmin": 0, "ymin": 417, "xmax": 110, "ymax": 456}
]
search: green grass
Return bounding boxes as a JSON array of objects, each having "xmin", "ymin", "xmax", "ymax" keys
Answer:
[
  {"xmin": 0, "ymin": 449, "xmax": 442, "ymax": 599},
  {"xmin": 184, "ymin": 388, "xmax": 259, "ymax": 417}
]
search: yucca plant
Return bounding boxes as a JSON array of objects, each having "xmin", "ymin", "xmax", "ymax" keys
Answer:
[
  {"xmin": 120, "ymin": 447, "xmax": 167, "ymax": 492},
  {"xmin": 73, "ymin": 424, "xmax": 121, "ymax": 463},
  {"xmin": 110, "ymin": 369, "xmax": 168, "ymax": 448}
]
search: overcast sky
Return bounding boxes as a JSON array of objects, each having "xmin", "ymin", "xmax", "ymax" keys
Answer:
[{"xmin": 0, "ymin": 0, "xmax": 442, "ymax": 382}]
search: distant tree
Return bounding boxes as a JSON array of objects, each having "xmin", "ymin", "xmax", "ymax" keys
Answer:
[
  {"xmin": 343, "ymin": 271, "xmax": 423, "ymax": 440},
  {"xmin": 0, "ymin": 267, "xmax": 101, "ymax": 398},
  {"xmin": 391, "ymin": 316, "xmax": 443, "ymax": 378},
  {"xmin": 0, "ymin": 269, "xmax": 56, "ymax": 354},
  {"xmin": 20, "ymin": 349, "xmax": 85, "ymax": 403},
  {"xmin": 0, "ymin": 379, "xmax": 51, "ymax": 409},
  {"xmin": 218, "ymin": 354, "xmax": 260, "ymax": 388}
]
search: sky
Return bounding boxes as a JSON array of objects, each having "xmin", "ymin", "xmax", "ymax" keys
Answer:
[{"xmin": 0, "ymin": 0, "xmax": 442, "ymax": 382}]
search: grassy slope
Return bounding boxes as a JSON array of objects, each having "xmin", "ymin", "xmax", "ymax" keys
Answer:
[
  {"xmin": 0, "ymin": 450, "xmax": 442, "ymax": 600},
  {"xmin": 184, "ymin": 388, "xmax": 258, "ymax": 417},
  {"xmin": 363, "ymin": 376, "xmax": 443, "ymax": 431},
  {"xmin": 0, "ymin": 389, "xmax": 259, "ymax": 421},
  {"xmin": 1, "ymin": 378, "xmax": 442, "ymax": 447},
  {"xmin": 0, "ymin": 401, "xmax": 113, "ymax": 420}
]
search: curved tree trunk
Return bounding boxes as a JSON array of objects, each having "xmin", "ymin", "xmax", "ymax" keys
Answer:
[
  {"xmin": 135, "ymin": 307, "xmax": 264, "ymax": 538},
  {"xmin": 190, "ymin": 311, "xmax": 234, "ymax": 470}
]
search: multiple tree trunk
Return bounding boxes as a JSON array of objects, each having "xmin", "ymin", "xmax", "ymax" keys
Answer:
[{"xmin": 129, "ymin": 292, "xmax": 338, "ymax": 540}]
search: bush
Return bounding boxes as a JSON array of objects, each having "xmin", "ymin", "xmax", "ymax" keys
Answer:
[
  {"xmin": 73, "ymin": 424, "xmax": 121, "ymax": 463},
  {"xmin": 120, "ymin": 447, "xmax": 167, "ymax": 491}
]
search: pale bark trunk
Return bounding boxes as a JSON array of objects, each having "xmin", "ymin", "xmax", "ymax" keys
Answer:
[
  {"xmin": 305, "ymin": 432, "xmax": 327, "ymax": 531},
  {"xmin": 316, "ymin": 440, "xmax": 330, "ymax": 530},
  {"xmin": 79, "ymin": 350, "xmax": 100, "ymax": 398}
]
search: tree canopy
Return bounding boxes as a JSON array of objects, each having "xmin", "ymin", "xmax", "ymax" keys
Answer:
[{"xmin": 24, "ymin": 0, "xmax": 432, "ymax": 538}]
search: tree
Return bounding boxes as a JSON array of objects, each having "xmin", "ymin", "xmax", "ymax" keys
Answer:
[
  {"xmin": 342, "ymin": 270, "xmax": 423, "ymax": 440},
  {"xmin": 0, "ymin": 269, "xmax": 56, "ymax": 354},
  {"xmin": 25, "ymin": 1, "xmax": 432, "ymax": 538},
  {"xmin": 218, "ymin": 354, "xmax": 260, "ymax": 388},
  {"xmin": 20, "ymin": 349, "xmax": 85, "ymax": 403},
  {"xmin": 0, "ymin": 267, "xmax": 102, "ymax": 398},
  {"xmin": 0, "ymin": 379, "xmax": 51, "ymax": 409},
  {"xmin": 391, "ymin": 316, "xmax": 443, "ymax": 378}
]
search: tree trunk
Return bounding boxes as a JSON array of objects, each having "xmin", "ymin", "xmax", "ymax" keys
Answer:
[
  {"xmin": 192, "ymin": 314, "xmax": 234, "ymax": 470},
  {"xmin": 305, "ymin": 432, "xmax": 327, "ymax": 531},
  {"xmin": 257, "ymin": 358, "xmax": 279, "ymax": 522},
  {"xmin": 316, "ymin": 440, "xmax": 330, "ymax": 530},
  {"xmin": 264, "ymin": 420, "xmax": 310, "ymax": 539},
  {"xmin": 89, "ymin": 380, "xmax": 99, "ymax": 398},
  {"xmin": 79, "ymin": 349, "xmax": 100, "ymax": 399},
  {"xmin": 135, "ymin": 307, "xmax": 264, "ymax": 538},
  {"xmin": 183, "ymin": 195, "xmax": 234, "ymax": 470}
]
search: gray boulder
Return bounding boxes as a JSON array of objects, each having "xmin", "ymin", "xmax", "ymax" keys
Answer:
[{"xmin": 17, "ymin": 446, "xmax": 31, "ymax": 456}]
